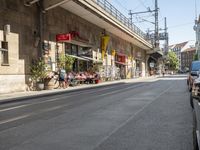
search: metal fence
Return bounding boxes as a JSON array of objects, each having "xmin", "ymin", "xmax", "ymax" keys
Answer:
[{"xmin": 93, "ymin": 0, "xmax": 148, "ymax": 42}]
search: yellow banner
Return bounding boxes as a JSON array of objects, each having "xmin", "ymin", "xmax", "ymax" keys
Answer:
[
  {"xmin": 101, "ymin": 35, "xmax": 110, "ymax": 59},
  {"xmin": 111, "ymin": 49, "xmax": 116, "ymax": 56}
]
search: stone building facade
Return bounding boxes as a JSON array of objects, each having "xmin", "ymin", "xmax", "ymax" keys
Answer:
[
  {"xmin": 0, "ymin": 0, "xmax": 40, "ymax": 93},
  {"xmin": 0, "ymin": 0, "xmax": 150, "ymax": 93}
]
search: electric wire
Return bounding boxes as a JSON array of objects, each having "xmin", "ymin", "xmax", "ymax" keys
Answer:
[
  {"xmin": 113, "ymin": 0, "xmax": 129, "ymax": 12},
  {"xmin": 168, "ymin": 22, "xmax": 193, "ymax": 29}
]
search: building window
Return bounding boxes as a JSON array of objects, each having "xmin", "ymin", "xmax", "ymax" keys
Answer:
[
  {"xmin": 1, "ymin": 41, "xmax": 9, "ymax": 65},
  {"xmin": 65, "ymin": 43, "xmax": 71, "ymax": 55},
  {"xmin": 71, "ymin": 44, "xmax": 78, "ymax": 56}
]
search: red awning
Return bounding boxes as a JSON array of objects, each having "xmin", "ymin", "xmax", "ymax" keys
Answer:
[{"xmin": 56, "ymin": 31, "xmax": 92, "ymax": 47}]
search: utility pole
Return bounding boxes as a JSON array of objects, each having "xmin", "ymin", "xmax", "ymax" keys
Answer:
[
  {"xmin": 164, "ymin": 17, "xmax": 169, "ymax": 53},
  {"xmin": 129, "ymin": 10, "xmax": 133, "ymax": 25},
  {"xmin": 154, "ymin": 0, "xmax": 159, "ymax": 49},
  {"xmin": 128, "ymin": 0, "xmax": 159, "ymax": 49},
  {"xmin": 128, "ymin": 8, "xmax": 155, "ymax": 25}
]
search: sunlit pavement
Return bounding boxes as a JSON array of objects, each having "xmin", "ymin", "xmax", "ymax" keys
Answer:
[{"xmin": 0, "ymin": 74, "xmax": 193, "ymax": 150}]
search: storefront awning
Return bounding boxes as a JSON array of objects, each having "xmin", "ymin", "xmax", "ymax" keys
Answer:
[
  {"xmin": 150, "ymin": 50, "xmax": 163, "ymax": 59},
  {"xmin": 116, "ymin": 52, "xmax": 127, "ymax": 57},
  {"xmin": 147, "ymin": 49, "xmax": 163, "ymax": 59},
  {"xmin": 56, "ymin": 31, "xmax": 93, "ymax": 47},
  {"xmin": 66, "ymin": 54, "xmax": 89, "ymax": 61},
  {"xmin": 115, "ymin": 61, "xmax": 126, "ymax": 65},
  {"xmin": 81, "ymin": 56, "xmax": 102, "ymax": 63}
]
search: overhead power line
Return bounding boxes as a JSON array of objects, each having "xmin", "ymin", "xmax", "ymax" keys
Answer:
[
  {"xmin": 138, "ymin": 0, "xmax": 148, "ymax": 10},
  {"xmin": 168, "ymin": 22, "xmax": 194, "ymax": 29},
  {"xmin": 113, "ymin": 0, "xmax": 129, "ymax": 11}
]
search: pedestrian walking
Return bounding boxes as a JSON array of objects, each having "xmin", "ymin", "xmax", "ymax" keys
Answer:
[
  {"xmin": 59, "ymin": 68, "xmax": 67, "ymax": 88},
  {"xmin": 162, "ymin": 69, "xmax": 165, "ymax": 77}
]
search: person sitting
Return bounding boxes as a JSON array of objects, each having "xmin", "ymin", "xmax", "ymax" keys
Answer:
[{"xmin": 67, "ymin": 72, "xmax": 74, "ymax": 85}]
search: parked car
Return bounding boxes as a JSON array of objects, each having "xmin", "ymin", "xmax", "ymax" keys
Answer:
[
  {"xmin": 188, "ymin": 61, "xmax": 200, "ymax": 108},
  {"xmin": 187, "ymin": 61, "xmax": 200, "ymax": 91},
  {"xmin": 191, "ymin": 77, "xmax": 200, "ymax": 150}
]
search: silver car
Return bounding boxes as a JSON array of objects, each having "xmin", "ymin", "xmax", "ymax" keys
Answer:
[{"xmin": 191, "ymin": 77, "xmax": 200, "ymax": 150}]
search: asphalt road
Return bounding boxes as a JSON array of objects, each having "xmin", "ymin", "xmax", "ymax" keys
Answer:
[{"xmin": 0, "ymin": 75, "xmax": 193, "ymax": 150}]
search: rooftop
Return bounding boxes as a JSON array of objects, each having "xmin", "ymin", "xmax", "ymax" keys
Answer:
[{"xmin": 182, "ymin": 47, "xmax": 196, "ymax": 52}]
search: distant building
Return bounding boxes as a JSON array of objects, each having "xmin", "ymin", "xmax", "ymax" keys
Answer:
[
  {"xmin": 181, "ymin": 47, "xmax": 196, "ymax": 71},
  {"xmin": 169, "ymin": 41, "xmax": 195, "ymax": 70}
]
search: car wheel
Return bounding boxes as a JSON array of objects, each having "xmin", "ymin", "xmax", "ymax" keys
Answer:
[
  {"xmin": 191, "ymin": 92, "xmax": 194, "ymax": 108},
  {"xmin": 193, "ymin": 110, "xmax": 199, "ymax": 150}
]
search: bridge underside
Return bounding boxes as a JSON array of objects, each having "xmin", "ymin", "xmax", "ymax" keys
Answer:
[{"xmin": 42, "ymin": 0, "xmax": 152, "ymax": 50}]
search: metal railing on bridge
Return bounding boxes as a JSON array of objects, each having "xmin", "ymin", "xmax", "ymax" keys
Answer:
[{"xmin": 93, "ymin": 0, "xmax": 149, "ymax": 42}]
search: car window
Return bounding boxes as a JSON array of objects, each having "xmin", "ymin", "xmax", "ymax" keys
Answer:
[{"xmin": 191, "ymin": 61, "xmax": 200, "ymax": 71}]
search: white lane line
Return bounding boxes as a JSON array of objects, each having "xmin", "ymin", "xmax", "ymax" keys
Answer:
[
  {"xmin": 0, "ymin": 105, "xmax": 28, "ymax": 112},
  {"xmin": 0, "ymin": 114, "xmax": 30, "ymax": 125},
  {"xmin": 97, "ymin": 83, "xmax": 146, "ymax": 97},
  {"xmin": 0, "ymin": 85, "xmax": 132, "ymax": 112},
  {"xmin": 0, "ymin": 106, "xmax": 65, "ymax": 125},
  {"xmin": 0, "ymin": 81, "xmax": 152, "ymax": 112},
  {"xmin": 93, "ymin": 83, "xmax": 173, "ymax": 149},
  {"xmin": 0, "ymin": 85, "xmax": 124, "ymax": 112},
  {"xmin": 125, "ymin": 97, "xmax": 155, "ymax": 100},
  {"xmin": 38, "ymin": 106, "xmax": 63, "ymax": 113},
  {"xmin": 0, "ymin": 98, "xmax": 62, "ymax": 112},
  {"xmin": 155, "ymin": 85, "xmax": 172, "ymax": 99}
]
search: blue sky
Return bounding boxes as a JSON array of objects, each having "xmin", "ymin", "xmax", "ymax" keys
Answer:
[{"xmin": 108, "ymin": 0, "xmax": 199, "ymax": 45}]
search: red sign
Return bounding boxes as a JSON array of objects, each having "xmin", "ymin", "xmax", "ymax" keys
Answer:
[
  {"xmin": 56, "ymin": 33, "xmax": 71, "ymax": 41},
  {"xmin": 56, "ymin": 31, "xmax": 89, "ymax": 43}
]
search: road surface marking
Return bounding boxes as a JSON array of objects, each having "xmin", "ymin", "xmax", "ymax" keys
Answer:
[
  {"xmin": 0, "ymin": 105, "xmax": 28, "ymax": 112},
  {"xmin": 0, "ymin": 84, "xmax": 138, "ymax": 112},
  {"xmin": 38, "ymin": 106, "xmax": 63, "ymax": 113},
  {"xmin": 0, "ymin": 106, "xmax": 65, "ymax": 125},
  {"xmin": 97, "ymin": 83, "xmax": 147, "ymax": 97},
  {"xmin": 0, "ymin": 114, "xmax": 30, "ymax": 125},
  {"xmin": 93, "ymin": 83, "xmax": 173, "ymax": 149},
  {"xmin": 0, "ymin": 80, "xmax": 155, "ymax": 112}
]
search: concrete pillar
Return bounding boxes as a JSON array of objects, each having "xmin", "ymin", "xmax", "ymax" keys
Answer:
[
  {"xmin": 146, "ymin": 55, "xmax": 150, "ymax": 76},
  {"xmin": 141, "ymin": 61, "xmax": 146, "ymax": 77}
]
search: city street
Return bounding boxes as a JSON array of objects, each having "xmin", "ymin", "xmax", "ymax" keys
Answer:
[{"xmin": 0, "ymin": 75, "xmax": 193, "ymax": 150}]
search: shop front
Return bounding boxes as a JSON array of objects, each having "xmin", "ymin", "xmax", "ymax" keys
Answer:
[
  {"xmin": 148, "ymin": 57, "xmax": 157, "ymax": 76},
  {"xmin": 56, "ymin": 31, "xmax": 94, "ymax": 72},
  {"xmin": 115, "ymin": 53, "xmax": 127, "ymax": 79},
  {"xmin": 147, "ymin": 50, "xmax": 163, "ymax": 76}
]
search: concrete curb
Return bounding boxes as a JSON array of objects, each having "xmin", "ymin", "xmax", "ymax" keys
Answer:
[
  {"xmin": 0, "ymin": 76, "xmax": 158, "ymax": 105},
  {"xmin": 0, "ymin": 82, "xmax": 127, "ymax": 105}
]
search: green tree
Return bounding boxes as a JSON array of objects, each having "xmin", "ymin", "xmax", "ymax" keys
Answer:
[
  {"xmin": 193, "ymin": 53, "xmax": 199, "ymax": 61},
  {"xmin": 167, "ymin": 51, "xmax": 179, "ymax": 71},
  {"xmin": 58, "ymin": 54, "xmax": 75, "ymax": 72}
]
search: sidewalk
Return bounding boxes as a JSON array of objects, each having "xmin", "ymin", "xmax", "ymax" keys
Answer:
[{"xmin": 0, "ymin": 76, "xmax": 159, "ymax": 104}]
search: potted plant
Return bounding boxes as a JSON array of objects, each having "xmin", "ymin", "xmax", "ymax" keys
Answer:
[{"xmin": 30, "ymin": 58, "xmax": 47, "ymax": 90}]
